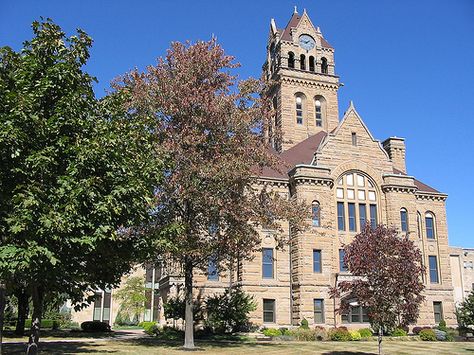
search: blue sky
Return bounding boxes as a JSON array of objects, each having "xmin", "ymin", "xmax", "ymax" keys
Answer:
[{"xmin": 2, "ymin": 0, "xmax": 473, "ymax": 247}]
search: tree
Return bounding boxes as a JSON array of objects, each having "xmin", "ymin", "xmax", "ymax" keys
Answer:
[
  {"xmin": 114, "ymin": 276, "xmax": 146, "ymax": 324},
  {"xmin": 457, "ymin": 291, "xmax": 474, "ymax": 328},
  {"xmin": 331, "ymin": 225, "xmax": 425, "ymax": 355},
  {"xmin": 115, "ymin": 39, "xmax": 306, "ymax": 349},
  {"xmin": 0, "ymin": 20, "xmax": 162, "ymax": 354},
  {"xmin": 205, "ymin": 286, "xmax": 256, "ymax": 333}
]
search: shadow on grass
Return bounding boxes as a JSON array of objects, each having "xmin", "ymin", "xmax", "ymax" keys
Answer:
[
  {"xmin": 321, "ymin": 353, "xmax": 376, "ymax": 355},
  {"xmin": 3, "ymin": 329, "xmax": 121, "ymax": 340},
  {"xmin": 3, "ymin": 341, "xmax": 117, "ymax": 354}
]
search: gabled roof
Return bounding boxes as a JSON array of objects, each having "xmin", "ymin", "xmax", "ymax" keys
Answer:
[
  {"xmin": 258, "ymin": 131, "xmax": 327, "ymax": 179},
  {"xmin": 393, "ymin": 168, "xmax": 440, "ymax": 193},
  {"xmin": 280, "ymin": 13, "xmax": 301, "ymax": 41}
]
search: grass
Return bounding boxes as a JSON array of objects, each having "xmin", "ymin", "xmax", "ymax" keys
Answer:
[{"xmin": 3, "ymin": 336, "xmax": 474, "ymax": 354}]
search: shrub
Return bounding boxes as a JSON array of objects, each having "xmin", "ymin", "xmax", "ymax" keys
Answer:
[
  {"xmin": 140, "ymin": 321, "xmax": 158, "ymax": 335},
  {"xmin": 289, "ymin": 328, "xmax": 316, "ymax": 341},
  {"xmin": 279, "ymin": 327, "xmax": 290, "ymax": 336},
  {"xmin": 419, "ymin": 329, "xmax": 437, "ymax": 341},
  {"xmin": 437, "ymin": 320, "xmax": 447, "ymax": 332},
  {"xmin": 358, "ymin": 328, "xmax": 372, "ymax": 338},
  {"xmin": 413, "ymin": 326, "xmax": 431, "ymax": 335},
  {"xmin": 263, "ymin": 328, "xmax": 282, "ymax": 337},
  {"xmin": 314, "ymin": 326, "xmax": 328, "ymax": 341},
  {"xmin": 80, "ymin": 321, "xmax": 111, "ymax": 332},
  {"xmin": 391, "ymin": 328, "xmax": 408, "ymax": 337},
  {"xmin": 350, "ymin": 330, "xmax": 361, "ymax": 341},
  {"xmin": 205, "ymin": 286, "xmax": 256, "ymax": 333},
  {"xmin": 328, "ymin": 327, "xmax": 351, "ymax": 341},
  {"xmin": 444, "ymin": 333, "xmax": 454, "ymax": 342},
  {"xmin": 24, "ymin": 319, "xmax": 58, "ymax": 329},
  {"xmin": 300, "ymin": 318, "xmax": 309, "ymax": 329}
]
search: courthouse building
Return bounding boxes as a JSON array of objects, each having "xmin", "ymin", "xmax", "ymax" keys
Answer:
[{"xmin": 73, "ymin": 9, "xmax": 457, "ymax": 328}]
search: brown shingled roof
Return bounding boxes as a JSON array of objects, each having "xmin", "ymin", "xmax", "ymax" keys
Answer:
[
  {"xmin": 258, "ymin": 131, "xmax": 327, "ymax": 179},
  {"xmin": 320, "ymin": 37, "xmax": 333, "ymax": 49},
  {"xmin": 392, "ymin": 168, "xmax": 440, "ymax": 193},
  {"xmin": 280, "ymin": 13, "xmax": 301, "ymax": 41}
]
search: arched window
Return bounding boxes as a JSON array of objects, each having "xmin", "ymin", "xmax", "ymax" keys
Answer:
[
  {"xmin": 315, "ymin": 100, "xmax": 322, "ymax": 127},
  {"xmin": 321, "ymin": 57, "xmax": 328, "ymax": 74},
  {"xmin": 288, "ymin": 52, "xmax": 295, "ymax": 68},
  {"xmin": 314, "ymin": 95, "xmax": 326, "ymax": 128},
  {"xmin": 400, "ymin": 208, "xmax": 408, "ymax": 232},
  {"xmin": 300, "ymin": 54, "xmax": 306, "ymax": 70},
  {"xmin": 336, "ymin": 172, "xmax": 377, "ymax": 232},
  {"xmin": 312, "ymin": 201, "xmax": 321, "ymax": 227},
  {"xmin": 309, "ymin": 56, "xmax": 315, "ymax": 72},
  {"xmin": 295, "ymin": 94, "xmax": 304, "ymax": 124},
  {"xmin": 425, "ymin": 212, "xmax": 435, "ymax": 239}
]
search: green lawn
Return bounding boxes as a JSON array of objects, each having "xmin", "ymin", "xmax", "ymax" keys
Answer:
[{"xmin": 3, "ymin": 338, "xmax": 474, "ymax": 354}]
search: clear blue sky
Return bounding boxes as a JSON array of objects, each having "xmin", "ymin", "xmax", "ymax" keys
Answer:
[{"xmin": 2, "ymin": 0, "xmax": 473, "ymax": 247}]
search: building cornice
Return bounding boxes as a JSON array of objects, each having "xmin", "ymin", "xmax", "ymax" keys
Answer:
[{"xmin": 415, "ymin": 191, "xmax": 448, "ymax": 202}]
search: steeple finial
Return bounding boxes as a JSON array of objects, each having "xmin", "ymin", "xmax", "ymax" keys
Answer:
[
  {"xmin": 303, "ymin": 8, "xmax": 307, "ymax": 14},
  {"xmin": 349, "ymin": 100, "xmax": 355, "ymax": 109},
  {"xmin": 294, "ymin": 6, "xmax": 298, "ymax": 14}
]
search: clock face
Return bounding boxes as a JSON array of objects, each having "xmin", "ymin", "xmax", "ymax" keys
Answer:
[{"xmin": 299, "ymin": 34, "xmax": 315, "ymax": 51}]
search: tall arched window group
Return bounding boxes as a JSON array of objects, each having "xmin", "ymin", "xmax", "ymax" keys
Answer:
[
  {"xmin": 287, "ymin": 52, "xmax": 329, "ymax": 74},
  {"xmin": 294, "ymin": 94, "xmax": 326, "ymax": 127},
  {"xmin": 415, "ymin": 210, "xmax": 437, "ymax": 239},
  {"xmin": 336, "ymin": 172, "xmax": 377, "ymax": 232}
]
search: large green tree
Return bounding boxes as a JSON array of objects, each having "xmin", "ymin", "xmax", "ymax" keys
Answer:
[
  {"xmin": 116, "ymin": 39, "xmax": 307, "ymax": 349},
  {"xmin": 0, "ymin": 20, "xmax": 162, "ymax": 354}
]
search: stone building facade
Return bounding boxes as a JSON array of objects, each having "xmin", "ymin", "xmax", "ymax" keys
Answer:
[
  {"xmin": 72, "ymin": 9, "xmax": 457, "ymax": 329},
  {"xmin": 450, "ymin": 247, "xmax": 474, "ymax": 306}
]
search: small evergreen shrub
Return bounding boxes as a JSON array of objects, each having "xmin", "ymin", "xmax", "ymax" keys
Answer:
[
  {"xmin": 300, "ymin": 318, "xmax": 309, "ymax": 329},
  {"xmin": 419, "ymin": 329, "xmax": 437, "ymax": 341},
  {"xmin": 391, "ymin": 328, "xmax": 408, "ymax": 337},
  {"xmin": 24, "ymin": 319, "xmax": 58, "ymax": 329},
  {"xmin": 437, "ymin": 320, "xmax": 447, "ymax": 332},
  {"xmin": 358, "ymin": 328, "xmax": 372, "ymax": 338},
  {"xmin": 263, "ymin": 328, "xmax": 282, "ymax": 337},
  {"xmin": 328, "ymin": 327, "xmax": 351, "ymax": 341},
  {"xmin": 350, "ymin": 330, "xmax": 362, "ymax": 341},
  {"xmin": 279, "ymin": 327, "xmax": 290, "ymax": 336},
  {"xmin": 81, "ymin": 321, "xmax": 111, "ymax": 332}
]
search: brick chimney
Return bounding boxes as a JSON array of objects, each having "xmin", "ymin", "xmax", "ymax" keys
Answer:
[{"xmin": 382, "ymin": 137, "xmax": 406, "ymax": 173}]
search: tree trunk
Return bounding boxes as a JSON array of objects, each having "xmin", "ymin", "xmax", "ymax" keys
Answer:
[
  {"xmin": 15, "ymin": 289, "xmax": 28, "ymax": 336},
  {"xmin": 0, "ymin": 282, "xmax": 6, "ymax": 355},
  {"xmin": 26, "ymin": 286, "xmax": 44, "ymax": 355},
  {"xmin": 378, "ymin": 326, "xmax": 383, "ymax": 355},
  {"xmin": 183, "ymin": 258, "xmax": 194, "ymax": 349}
]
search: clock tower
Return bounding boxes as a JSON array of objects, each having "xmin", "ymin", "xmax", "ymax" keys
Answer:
[{"xmin": 264, "ymin": 8, "xmax": 341, "ymax": 152}]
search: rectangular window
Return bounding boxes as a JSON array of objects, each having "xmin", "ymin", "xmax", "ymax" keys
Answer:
[
  {"xmin": 348, "ymin": 203, "xmax": 356, "ymax": 231},
  {"xmin": 429, "ymin": 255, "xmax": 439, "ymax": 284},
  {"xmin": 312, "ymin": 202, "xmax": 320, "ymax": 227},
  {"xmin": 208, "ymin": 256, "xmax": 219, "ymax": 281},
  {"xmin": 262, "ymin": 248, "xmax": 274, "ymax": 279},
  {"xmin": 296, "ymin": 100, "xmax": 303, "ymax": 124},
  {"xmin": 263, "ymin": 299, "xmax": 275, "ymax": 323},
  {"xmin": 102, "ymin": 290, "xmax": 111, "ymax": 323},
  {"xmin": 342, "ymin": 306, "xmax": 369, "ymax": 324},
  {"xmin": 337, "ymin": 202, "xmax": 345, "ymax": 231},
  {"xmin": 400, "ymin": 209, "xmax": 408, "ymax": 232},
  {"xmin": 370, "ymin": 204, "xmax": 377, "ymax": 229},
  {"xmin": 315, "ymin": 106, "xmax": 322, "ymax": 127},
  {"xmin": 426, "ymin": 216, "xmax": 435, "ymax": 239},
  {"xmin": 313, "ymin": 250, "xmax": 322, "ymax": 273},
  {"xmin": 314, "ymin": 299, "xmax": 325, "ymax": 323},
  {"xmin": 359, "ymin": 204, "xmax": 367, "ymax": 230},
  {"xmin": 433, "ymin": 301, "xmax": 443, "ymax": 323},
  {"xmin": 351, "ymin": 132, "xmax": 357, "ymax": 146},
  {"xmin": 339, "ymin": 249, "xmax": 348, "ymax": 272}
]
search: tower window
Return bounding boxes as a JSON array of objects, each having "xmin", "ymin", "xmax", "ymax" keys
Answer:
[
  {"xmin": 300, "ymin": 54, "xmax": 306, "ymax": 70},
  {"xmin": 425, "ymin": 212, "xmax": 435, "ymax": 239},
  {"xmin": 288, "ymin": 52, "xmax": 295, "ymax": 68},
  {"xmin": 315, "ymin": 100, "xmax": 322, "ymax": 127},
  {"xmin": 352, "ymin": 132, "xmax": 357, "ymax": 146},
  {"xmin": 400, "ymin": 208, "xmax": 408, "ymax": 232},
  {"xmin": 296, "ymin": 96, "xmax": 303, "ymax": 124},
  {"xmin": 309, "ymin": 56, "xmax": 315, "ymax": 72},
  {"xmin": 321, "ymin": 57, "xmax": 328, "ymax": 74},
  {"xmin": 429, "ymin": 255, "xmax": 439, "ymax": 284},
  {"xmin": 312, "ymin": 201, "xmax": 321, "ymax": 227}
]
